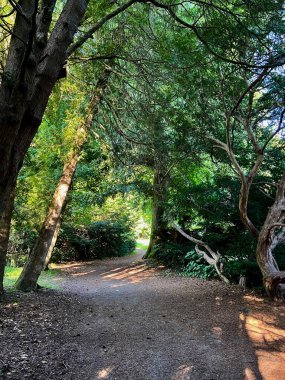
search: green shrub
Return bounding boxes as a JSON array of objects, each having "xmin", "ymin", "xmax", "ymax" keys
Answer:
[
  {"xmin": 7, "ymin": 229, "xmax": 37, "ymax": 267},
  {"xmin": 181, "ymin": 250, "xmax": 216, "ymax": 279},
  {"xmin": 54, "ymin": 219, "xmax": 136, "ymax": 262},
  {"xmin": 154, "ymin": 242, "xmax": 217, "ymax": 279},
  {"xmin": 223, "ymin": 257, "xmax": 262, "ymax": 287},
  {"xmin": 153, "ymin": 241, "xmax": 194, "ymax": 268},
  {"xmin": 87, "ymin": 220, "xmax": 136, "ymax": 259}
]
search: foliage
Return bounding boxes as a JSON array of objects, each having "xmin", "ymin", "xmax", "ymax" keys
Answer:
[
  {"xmin": 2, "ymin": 0, "xmax": 284, "ymax": 290},
  {"xmin": 153, "ymin": 241, "xmax": 195, "ymax": 268},
  {"xmin": 181, "ymin": 251, "xmax": 217, "ymax": 280},
  {"xmin": 223, "ymin": 258, "xmax": 263, "ymax": 288},
  {"xmin": 153, "ymin": 242, "xmax": 216, "ymax": 279},
  {"xmin": 54, "ymin": 219, "xmax": 136, "ymax": 262}
]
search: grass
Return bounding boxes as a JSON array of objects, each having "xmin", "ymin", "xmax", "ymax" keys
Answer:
[
  {"xmin": 4, "ymin": 266, "xmax": 60, "ymax": 290},
  {"xmin": 136, "ymin": 241, "xmax": 149, "ymax": 251}
]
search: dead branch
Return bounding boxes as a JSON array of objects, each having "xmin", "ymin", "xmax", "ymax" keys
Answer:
[{"xmin": 173, "ymin": 223, "xmax": 230, "ymax": 283}]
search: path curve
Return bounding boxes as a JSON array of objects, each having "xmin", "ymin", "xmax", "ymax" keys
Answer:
[{"xmin": 2, "ymin": 250, "xmax": 285, "ymax": 379}]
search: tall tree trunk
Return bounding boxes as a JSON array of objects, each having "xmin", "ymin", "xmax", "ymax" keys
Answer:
[
  {"xmin": 15, "ymin": 158, "xmax": 77, "ymax": 291},
  {"xmin": 44, "ymin": 217, "xmax": 62, "ymax": 270},
  {"xmin": 256, "ymin": 173, "xmax": 285, "ymax": 299},
  {"xmin": 0, "ymin": 0, "xmax": 89, "ymax": 293},
  {"xmin": 16, "ymin": 68, "xmax": 111, "ymax": 291},
  {"xmin": 0, "ymin": 181, "xmax": 16, "ymax": 297},
  {"xmin": 144, "ymin": 170, "xmax": 168, "ymax": 258}
]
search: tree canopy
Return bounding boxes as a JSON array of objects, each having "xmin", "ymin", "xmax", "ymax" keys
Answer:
[{"xmin": 0, "ymin": 0, "xmax": 284, "ymax": 298}]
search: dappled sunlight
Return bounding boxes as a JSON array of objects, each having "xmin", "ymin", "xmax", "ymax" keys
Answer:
[
  {"xmin": 215, "ymin": 296, "xmax": 222, "ymax": 306},
  {"xmin": 71, "ymin": 269, "xmax": 98, "ymax": 277},
  {"xmin": 241, "ymin": 311, "xmax": 285, "ymax": 379},
  {"xmin": 244, "ymin": 367, "xmax": 258, "ymax": 380},
  {"xmin": 96, "ymin": 367, "xmax": 114, "ymax": 379},
  {"xmin": 53, "ymin": 262, "xmax": 93, "ymax": 270},
  {"xmin": 243, "ymin": 295, "xmax": 264, "ymax": 303},
  {"xmin": 100, "ymin": 264, "xmax": 156, "ymax": 285},
  {"xmin": 212, "ymin": 326, "xmax": 222, "ymax": 338},
  {"xmin": 102, "ymin": 264, "xmax": 146, "ymax": 278},
  {"xmin": 171, "ymin": 364, "xmax": 193, "ymax": 380}
]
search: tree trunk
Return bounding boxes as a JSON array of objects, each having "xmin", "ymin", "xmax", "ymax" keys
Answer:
[
  {"xmin": 15, "ymin": 68, "xmax": 111, "ymax": 291},
  {"xmin": 144, "ymin": 171, "xmax": 168, "ymax": 258},
  {"xmin": 0, "ymin": 181, "xmax": 16, "ymax": 297},
  {"xmin": 44, "ymin": 217, "xmax": 62, "ymax": 270},
  {"xmin": 15, "ymin": 158, "xmax": 77, "ymax": 291},
  {"xmin": 256, "ymin": 173, "xmax": 285, "ymax": 299},
  {"xmin": 0, "ymin": 0, "xmax": 89, "ymax": 293}
]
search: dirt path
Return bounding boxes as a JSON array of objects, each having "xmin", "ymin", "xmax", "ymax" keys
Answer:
[{"xmin": 1, "ymin": 251, "xmax": 285, "ymax": 379}]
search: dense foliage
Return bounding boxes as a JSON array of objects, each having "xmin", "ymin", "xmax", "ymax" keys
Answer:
[
  {"xmin": 1, "ymin": 0, "xmax": 284, "ymax": 293},
  {"xmin": 54, "ymin": 220, "xmax": 136, "ymax": 261}
]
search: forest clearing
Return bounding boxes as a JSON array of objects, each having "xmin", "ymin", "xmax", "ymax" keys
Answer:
[{"xmin": 0, "ymin": 0, "xmax": 285, "ymax": 379}]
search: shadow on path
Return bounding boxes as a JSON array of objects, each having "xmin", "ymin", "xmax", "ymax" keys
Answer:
[{"xmin": 2, "ymin": 250, "xmax": 284, "ymax": 379}]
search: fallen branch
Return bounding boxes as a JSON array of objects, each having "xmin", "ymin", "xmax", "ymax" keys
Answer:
[{"xmin": 173, "ymin": 223, "xmax": 230, "ymax": 284}]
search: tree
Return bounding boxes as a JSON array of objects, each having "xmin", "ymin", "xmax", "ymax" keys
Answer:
[
  {"xmin": 208, "ymin": 72, "xmax": 285, "ymax": 298},
  {"xmin": 0, "ymin": 0, "xmax": 137, "ymax": 295},
  {"xmin": 15, "ymin": 66, "xmax": 111, "ymax": 291},
  {"xmin": 0, "ymin": 0, "xmax": 284, "ymax": 296}
]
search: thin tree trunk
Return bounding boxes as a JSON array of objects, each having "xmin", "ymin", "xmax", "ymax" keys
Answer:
[
  {"xmin": 15, "ymin": 158, "xmax": 77, "ymax": 290},
  {"xmin": 16, "ymin": 68, "xmax": 111, "ymax": 291},
  {"xmin": 144, "ymin": 170, "xmax": 168, "ymax": 258}
]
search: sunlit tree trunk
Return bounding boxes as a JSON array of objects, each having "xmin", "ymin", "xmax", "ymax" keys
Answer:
[
  {"xmin": 144, "ymin": 170, "xmax": 168, "ymax": 258},
  {"xmin": 44, "ymin": 217, "xmax": 62, "ymax": 270},
  {"xmin": 16, "ymin": 68, "xmax": 111, "ymax": 291}
]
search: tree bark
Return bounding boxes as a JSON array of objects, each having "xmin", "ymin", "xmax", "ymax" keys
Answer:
[
  {"xmin": 0, "ymin": 0, "xmax": 90, "ymax": 293},
  {"xmin": 15, "ymin": 67, "xmax": 111, "ymax": 291},
  {"xmin": 144, "ymin": 170, "xmax": 168, "ymax": 258},
  {"xmin": 173, "ymin": 223, "xmax": 230, "ymax": 284},
  {"xmin": 208, "ymin": 77, "xmax": 285, "ymax": 299},
  {"xmin": 0, "ymin": 181, "xmax": 16, "ymax": 297},
  {"xmin": 15, "ymin": 158, "xmax": 77, "ymax": 291},
  {"xmin": 256, "ymin": 173, "xmax": 285, "ymax": 299}
]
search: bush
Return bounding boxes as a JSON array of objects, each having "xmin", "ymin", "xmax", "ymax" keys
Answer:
[
  {"xmin": 181, "ymin": 250, "xmax": 216, "ymax": 279},
  {"xmin": 223, "ymin": 257, "xmax": 262, "ymax": 287},
  {"xmin": 87, "ymin": 220, "xmax": 136, "ymax": 259},
  {"xmin": 153, "ymin": 241, "xmax": 194, "ymax": 268},
  {"xmin": 53, "ymin": 219, "xmax": 136, "ymax": 262},
  {"xmin": 153, "ymin": 242, "xmax": 217, "ymax": 279},
  {"xmin": 7, "ymin": 229, "xmax": 37, "ymax": 267}
]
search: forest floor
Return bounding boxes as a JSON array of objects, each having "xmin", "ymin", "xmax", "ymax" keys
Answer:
[{"xmin": 1, "ymin": 249, "xmax": 285, "ymax": 380}]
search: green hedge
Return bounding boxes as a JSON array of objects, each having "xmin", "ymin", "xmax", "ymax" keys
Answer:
[{"xmin": 53, "ymin": 219, "xmax": 136, "ymax": 262}]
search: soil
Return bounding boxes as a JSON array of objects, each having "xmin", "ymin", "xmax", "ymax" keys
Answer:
[{"xmin": 1, "ymin": 250, "xmax": 285, "ymax": 380}]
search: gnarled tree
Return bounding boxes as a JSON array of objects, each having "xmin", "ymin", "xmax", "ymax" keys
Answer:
[{"xmin": 208, "ymin": 71, "xmax": 285, "ymax": 299}]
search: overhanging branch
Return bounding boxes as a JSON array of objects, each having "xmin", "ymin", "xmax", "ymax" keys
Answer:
[{"xmin": 173, "ymin": 223, "xmax": 230, "ymax": 283}]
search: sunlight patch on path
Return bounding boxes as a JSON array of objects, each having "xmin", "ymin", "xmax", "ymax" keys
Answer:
[
  {"xmin": 242, "ymin": 295, "xmax": 285, "ymax": 379},
  {"xmin": 101, "ymin": 263, "xmax": 158, "ymax": 286}
]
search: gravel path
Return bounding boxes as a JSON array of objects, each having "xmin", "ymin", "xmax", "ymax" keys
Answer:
[{"xmin": 1, "ymin": 250, "xmax": 285, "ymax": 379}]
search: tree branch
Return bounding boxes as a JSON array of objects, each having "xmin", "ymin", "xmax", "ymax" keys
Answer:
[
  {"xmin": 67, "ymin": 0, "xmax": 138, "ymax": 56},
  {"xmin": 173, "ymin": 223, "xmax": 230, "ymax": 283}
]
